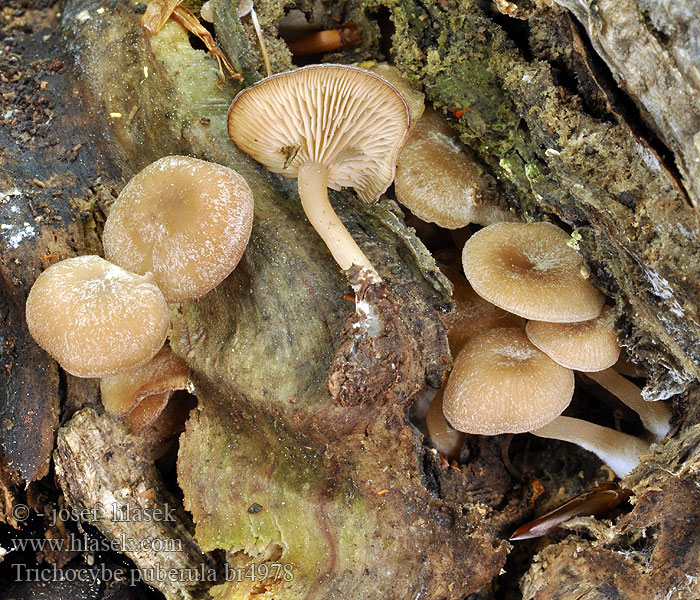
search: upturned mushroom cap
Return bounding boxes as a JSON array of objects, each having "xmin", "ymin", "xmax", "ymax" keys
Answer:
[
  {"xmin": 462, "ymin": 222, "xmax": 605, "ymax": 322},
  {"xmin": 526, "ymin": 306, "xmax": 620, "ymax": 372},
  {"xmin": 439, "ymin": 264, "xmax": 525, "ymax": 357},
  {"xmin": 395, "ymin": 108, "xmax": 515, "ymax": 229},
  {"xmin": 227, "ymin": 64, "xmax": 411, "ymax": 203},
  {"xmin": 100, "ymin": 347, "xmax": 190, "ymax": 430},
  {"xmin": 357, "ymin": 61, "xmax": 425, "ymax": 123},
  {"xmin": 103, "ymin": 156, "xmax": 254, "ymax": 303},
  {"xmin": 25, "ymin": 256, "xmax": 169, "ymax": 378},
  {"xmin": 443, "ymin": 327, "xmax": 575, "ymax": 435}
]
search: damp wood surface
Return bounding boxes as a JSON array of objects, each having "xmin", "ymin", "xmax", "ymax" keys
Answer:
[{"xmin": 0, "ymin": 0, "xmax": 699, "ymax": 599}]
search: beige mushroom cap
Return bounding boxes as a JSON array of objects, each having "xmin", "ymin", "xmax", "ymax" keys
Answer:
[
  {"xmin": 439, "ymin": 264, "xmax": 525, "ymax": 357},
  {"xmin": 462, "ymin": 222, "xmax": 605, "ymax": 322},
  {"xmin": 25, "ymin": 256, "xmax": 169, "ymax": 378},
  {"xmin": 395, "ymin": 108, "xmax": 514, "ymax": 229},
  {"xmin": 101, "ymin": 347, "xmax": 190, "ymax": 431},
  {"xmin": 526, "ymin": 306, "xmax": 620, "ymax": 372},
  {"xmin": 227, "ymin": 64, "xmax": 410, "ymax": 203},
  {"xmin": 443, "ymin": 327, "xmax": 575, "ymax": 435},
  {"xmin": 103, "ymin": 156, "xmax": 254, "ymax": 303}
]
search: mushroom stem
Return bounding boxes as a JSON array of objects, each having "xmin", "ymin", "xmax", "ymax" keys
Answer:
[
  {"xmin": 238, "ymin": 0, "xmax": 272, "ymax": 77},
  {"xmin": 584, "ymin": 368, "xmax": 671, "ymax": 440},
  {"xmin": 297, "ymin": 162, "xmax": 380, "ymax": 279},
  {"xmin": 531, "ymin": 416, "xmax": 650, "ymax": 478},
  {"xmin": 249, "ymin": 7, "xmax": 272, "ymax": 77}
]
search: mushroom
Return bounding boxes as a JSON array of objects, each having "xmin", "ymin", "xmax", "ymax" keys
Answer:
[
  {"xmin": 25, "ymin": 255, "xmax": 169, "ymax": 378},
  {"xmin": 103, "ymin": 155, "xmax": 254, "ymax": 303},
  {"xmin": 462, "ymin": 222, "xmax": 605, "ymax": 322},
  {"xmin": 439, "ymin": 264, "xmax": 524, "ymax": 357},
  {"xmin": 526, "ymin": 307, "xmax": 671, "ymax": 439},
  {"xmin": 356, "ymin": 62, "xmax": 425, "ymax": 124},
  {"xmin": 227, "ymin": 64, "xmax": 410, "ymax": 284},
  {"xmin": 425, "ymin": 389, "xmax": 465, "ymax": 460},
  {"xmin": 100, "ymin": 347, "xmax": 190, "ymax": 431},
  {"xmin": 395, "ymin": 108, "xmax": 516, "ymax": 229},
  {"xmin": 442, "ymin": 327, "xmax": 649, "ymax": 477}
]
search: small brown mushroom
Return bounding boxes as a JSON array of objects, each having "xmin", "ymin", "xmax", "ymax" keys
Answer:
[
  {"xmin": 526, "ymin": 307, "xmax": 671, "ymax": 439},
  {"xmin": 100, "ymin": 347, "xmax": 190, "ymax": 431},
  {"xmin": 228, "ymin": 64, "xmax": 410, "ymax": 282},
  {"xmin": 439, "ymin": 264, "xmax": 524, "ymax": 357},
  {"xmin": 443, "ymin": 327, "xmax": 648, "ymax": 477},
  {"xmin": 25, "ymin": 256, "xmax": 169, "ymax": 378},
  {"xmin": 103, "ymin": 155, "xmax": 254, "ymax": 303},
  {"xmin": 462, "ymin": 222, "xmax": 605, "ymax": 322},
  {"xmin": 443, "ymin": 328, "xmax": 575, "ymax": 435},
  {"xmin": 425, "ymin": 389, "xmax": 465, "ymax": 460},
  {"xmin": 395, "ymin": 108, "xmax": 516, "ymax": 229}
]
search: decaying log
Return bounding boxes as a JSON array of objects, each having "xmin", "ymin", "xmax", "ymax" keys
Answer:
[
  {"xmin": 54, "ymin": 408, "xmax": 215, "ymax": 599},
  {"xmin": 1, "ymin": 0, "xmax": 700, "ymax": 598},
  {"xmin": 522, "ymin": 412, "xmax": 700, "ymax": 599},
  {"xmin": 550, "ymin": 0, "xmax": 700, "ymax": 210}
]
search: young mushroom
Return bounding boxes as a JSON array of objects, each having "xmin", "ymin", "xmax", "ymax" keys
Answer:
[
  {"xmin": 103, "ymin": 156, "xmax": 254, "ymax": 303},
  {"xmin": 227, "ymin": 64, "xmax": 410, "ymax": 285},
  {"xmin": 100, "ymin": 347, "xmax": 190, "ymax": 431},
  {"xmin": 443, "ymin": 327, "xmax": 649, "ymax": 477},
  {"xmin": 25, "ymin": 256, "xmax": 169, "ymax": 378},
  {"xmin": 439, "ymin": 264, "xmax": 524, "ymax": 357},
  {"xmin": 526, "ymin": 308, "xmax": 671, "ymax": 439},
  {"xmin": 462, "ymin": 222, "xmax": 605, "ymax": 322},
  {"xmin": 395, "ymin": 108, "xmax": 516, "ymax": 229},
  {"xmin": 426, "ymin": 389, "xmax": 465, "ymax": 460}
]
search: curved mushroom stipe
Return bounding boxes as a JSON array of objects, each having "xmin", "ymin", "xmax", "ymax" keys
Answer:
[
  {"xmin": 583, "ymin": 369, "xmax": 671, "ymax": 440},
  {"xmin": 526, "ymin": 309, "xmax": 671, "ymax": 440},
  {"xmin": 532, "ymin": 416, "xmax": 650, "ymax": 478}
]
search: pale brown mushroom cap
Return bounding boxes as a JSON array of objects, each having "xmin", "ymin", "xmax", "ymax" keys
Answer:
[
  {"xmin": 25, "ymin": 256, "xmax": 169, "ymax": 378},
  {"xmin": 227, "ymin": 64, "xmax": 410, "ymax": 203},
  {"xmin": 439, "ymin": 264, "xmax": 525, "ymax": 357},
  {"xmin": 443, "ymin": 327, "xmax": 575, "ymax": 435},
  {"xmin": 100, "ymin": 347, "xmax": 190, "ymax": 431},
  {"xmin": 526, "ymin": 305, "xmax": 621, "ymax": 372},
  {"xmin": 462, "ymin": 222, "xmax": 605, "ymax": 322},
  {"xmin": 103, "ymin": 156, "xmax": 254, "ymax": 303},
  {"xmin": 395, "ymin": 108, "xmax": 515, "ymax": 229}
]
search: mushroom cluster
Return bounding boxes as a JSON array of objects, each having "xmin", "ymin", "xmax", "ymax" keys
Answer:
[
  {"xmin": 435, "ymin": 221, "xmax": 670, "ymax": 477},
  {"xmin": 26, "ymin": 156, "xmax": 254, "ymax": 441}
]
